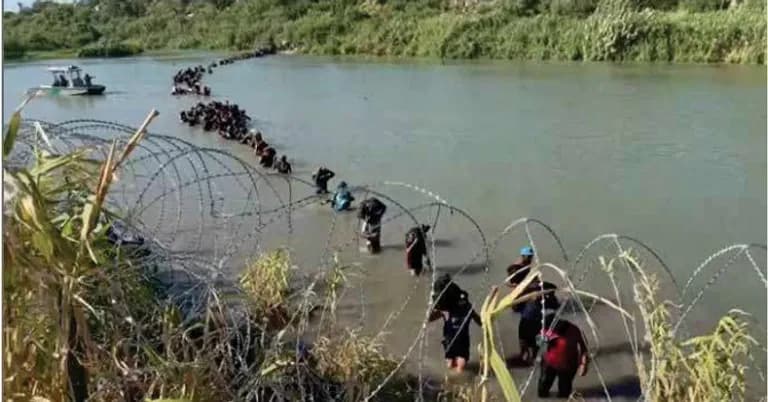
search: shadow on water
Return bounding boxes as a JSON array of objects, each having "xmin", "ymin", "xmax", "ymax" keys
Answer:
[
  {"xmin": 575, "ymin": 376, "xmax": 642, "ymax": 399},
  {"xmin": 505, "ymin": 355, "xmax": 535, "ymax": 369},
  {"xmin": 379, "ymin": 238, "xmax": 456, "ymax": 252},
  {"xmin": 593, "ymin": 342, "xmax": 650, "ymax": 358},
  {"xmin": 434, "ymin": 262, "xmax": 487, "ymax": 275}
]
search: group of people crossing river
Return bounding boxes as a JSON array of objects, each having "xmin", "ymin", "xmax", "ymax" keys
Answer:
[
  {"xmin": 171, "ymin": 47, "xmax": 276, "ymax": 97},
  {"xmin": 172, "ymin": 50, "xmax": 591, "ymax": 399}
]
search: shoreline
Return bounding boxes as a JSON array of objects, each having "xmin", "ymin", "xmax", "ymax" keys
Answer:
[{"xmin": 6, "ymin": 47, "xmax": 766, "ymax": 67}]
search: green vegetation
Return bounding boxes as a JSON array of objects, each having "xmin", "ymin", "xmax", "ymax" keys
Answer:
[
  {"xmin": 3, "ymin": 0, "xmax": 765, "ymax": 63},
  {"xmin": 475, "ymin": 254, "xmax": 758, "ymax": 402},
  {"xmin": 76, "ymin": 41, "xmax": 144, "ymax": 58}
]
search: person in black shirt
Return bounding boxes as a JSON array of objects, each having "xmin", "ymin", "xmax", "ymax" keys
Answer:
[
  {"xmin": 259, "ymin": 147, "xmax": 276, "ymax": 168},
  {"xmin": 312, "ymin": 166, "xmax": 335, "ymax": 194},
  {"xmin": 405, "ymin": 224, "xmax": 431, "ymax": 276},
  {"xmin": 358, "ymin": 197, "xmax": 386, "ymax": 254},
  {"xmin": 275, "ymin": 155, "xmax": 292, "ymax": 174},
  {"xmin": 429, "ymin": 274, "xmax": 482, "ymax": 373}
]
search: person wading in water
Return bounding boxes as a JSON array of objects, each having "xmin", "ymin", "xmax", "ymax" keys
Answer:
[
  {"xmin": 506, "ymin": 246, "xmax": 561, "ymax": 365},
  {"xmin": 275, "ymin": 155, "xmax": 292, "ymax": 174},
  {"xmin": 358, "ymin": 197, "xmax": 387, "ymax": 254},
  {"xmin": 312, "ymin": 166, "xmax": 335, "ymax": 194},
  {"xmin": 537, "ymin": 313, "xmax": 589, "ymax": 398},
  {"xmin": 429, "ymin": 274, "xmax": 482, "ymax": 374},
  {"xmin": 330, "ymin": 181, "xmax": 354, "ymax": 212},
  {"xmin": 405, "ymin": 224, "xmax": 431, "ymax": 276}
]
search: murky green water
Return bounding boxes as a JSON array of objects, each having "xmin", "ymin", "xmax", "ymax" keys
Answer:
[{"xmin": 4, "ymin": 54, "xmax": 765, "ymax": 399}]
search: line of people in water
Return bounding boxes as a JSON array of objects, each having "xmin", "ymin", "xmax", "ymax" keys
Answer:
[
  {"xmin": 179, "ymin": 101, "xmax": 292, "ymax": 174},
  {"xmin": 316, "ymin": 170, "xmax": 589, "ymax": 398},
  {"xmin": 172, "ymin": 65, "xmax": 211, "ymax": 96},
  {"xmin": 172, "ymin": 50, "xmax": 591, "ymax": 398},
  {"xmin": 171, "ymin": 47, "xmax": 277, "ymax": 97},
  {"xmin": 428, "ymin": 248, "xmax": 589, "ymax": 399},
  {"xmin": 179, "ymin": 100, "xmax": 250, "ymax": 138}
]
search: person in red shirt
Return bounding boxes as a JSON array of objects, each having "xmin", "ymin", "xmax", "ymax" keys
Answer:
[{"xmin": 538, "ymin": 314, "xmax": 590, "ymax": 398}]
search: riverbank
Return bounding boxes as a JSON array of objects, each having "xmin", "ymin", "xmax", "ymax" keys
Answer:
[{"xmin": 3, "ymin": 0, "xmax": 765, "ymax": 64}]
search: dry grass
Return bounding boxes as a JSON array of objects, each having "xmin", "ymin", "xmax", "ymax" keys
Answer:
[
  {"xmin": 313, "ymin": 329, "xmax": 399, "ymax": 401},
  {"xmin": 239, "ymin": 249, "xmax": 293, "ymax": 327},
  {"xmin": 476, "ymin": 254, "xmax": 760, "ymax": 402},
  {"xmin": 625, "ymin": 253, "xmax": 757, "ymax": 402}
]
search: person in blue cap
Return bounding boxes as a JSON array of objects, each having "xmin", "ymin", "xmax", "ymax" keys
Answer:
[
  {"xmin": 506, "ymin": 245, "xmax": 561, "ymax": 365},
  {"xmin": 330, "ymin": 181, "xmax": 354, "ymax": 212},
  {"xmin": 508, "ymin": 246, "xmax": 535, "ymax": 282}
]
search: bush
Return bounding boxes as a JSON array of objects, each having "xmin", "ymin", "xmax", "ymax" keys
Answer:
[
  {"xmin": 1, "ymin": 0, "xmax": 765, "ymax": 64},
  {"xmin": 680, "ymin": 0, "xmax": 729, "ymax": 11},
  {"xmin": 77, "ymin": 41, "xmax": 144, "ymax": 58},
  {"xmin": 549, "ymin": 0, "xmax": 600, "ymax": 16},
  {"xmin": 3, "ymin": 37, "xmax": 26, "ymax": 59}
]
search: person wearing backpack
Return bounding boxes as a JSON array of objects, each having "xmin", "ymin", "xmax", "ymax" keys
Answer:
[
  {"xmin": 429, "ymin": 274, "xmax": 482, "ymax": 374},
  {"xmin": 537, "ymin": 314, "xmax": 590, "ymax": 398}
]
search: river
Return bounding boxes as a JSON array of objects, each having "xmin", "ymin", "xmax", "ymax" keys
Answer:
[{"xmin": 4, "ymin": 54, "xmax": 766, "ymax": 400}]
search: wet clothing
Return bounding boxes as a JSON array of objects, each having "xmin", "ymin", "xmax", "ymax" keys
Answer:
[
  {"xmin": 358, "ymin": 198, "xmax": 386, "ymax": 223},
  {"xmin": 260, "ymin": 151, "xmax": 275, "ymax": 168},
  {"xmin": 433, "ymin": 290, "xmax": 480, "ymax": 360},
  {"xmin": 276, "ymin": 158, "xmax": 292, "ymax": 174},
  {"xmin": 506, "ymin": 262, "xmax": 532, "ymax": 284},
  {"xmin": 513, "ymin": 281, "xmax": 560, "ymax": 353},
  {"xmin": 332, "ymin": 188, "xmax": 354, "ymax": 212},
  {"xmin": 538, "ymin": 363, "xmax": 577, "ymax": 398},
  {"xmin": 538, "ymin": 319, "xmax": 587, "ymax": 398},
  {"xmin": 514, "ymin": 281, "xmax": 560, "ymax": 320},
  {"xmin": 405, "ymin": 226, "xmax": 428, "ymax": 274},
  {"xmin": 541, "ymin": 319, "xmax": 585, "ymax": 372},
  {"xmin": 361, "ymin": 220, "xmax": 382, "ymax": 253},
  {"xmin": 255, "ymin": 141, "xmax": 268, "ymax": 155},
  {"xmin": 312, "ymin": 168, "xmax": 335, "ymax": 194},
  {"xmin": 359, "ymin": 198, "xmax": 386, "ymax": 253}
]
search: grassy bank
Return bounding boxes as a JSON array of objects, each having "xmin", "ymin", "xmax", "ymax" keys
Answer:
[{"xmin": 3, "ymin": 0, "xmax": 765, "ymax": 63}]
